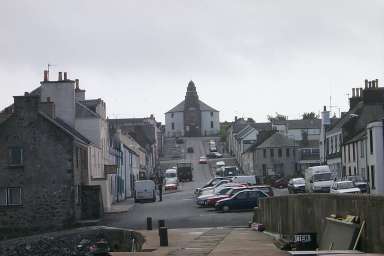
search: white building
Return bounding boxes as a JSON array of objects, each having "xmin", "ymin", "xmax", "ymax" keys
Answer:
[{"xmin": 165, "ymin": 81, "xmax": 219, "ymax": 137}]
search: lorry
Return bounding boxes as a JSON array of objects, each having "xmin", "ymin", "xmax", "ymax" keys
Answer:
[
  {"xmin": 304, "ymin": 165, "xmax": 334, "ymax": 193},
  {"xmin": 176, "ymin": 162, "xmax": 193, "ymax": 182}
]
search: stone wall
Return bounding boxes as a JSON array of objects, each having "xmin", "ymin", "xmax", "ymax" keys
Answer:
[{"xmin": 253, "ymin": 194, "xmax": 384, "ymax": 253}]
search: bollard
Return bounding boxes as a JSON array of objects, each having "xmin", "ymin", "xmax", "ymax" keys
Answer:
[
  {"xmin": 158, "ymin": 219, "xmax": 165, "ymax": 234},
  {"xmin": 147, "ymin": 217, "xmax": 153, "ymax": 230},
  {"xmin": 159, "ymin": 227, "xmax": 168, "ymax": 246}
]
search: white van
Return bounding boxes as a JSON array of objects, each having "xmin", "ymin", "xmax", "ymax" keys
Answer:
[
  {"xmin": 305, "ymin": 165, "xmax": 333, "ymax": 193},
  {"xmin": 231, "ymin": 176, "xmax": 257, "ymax": 185},
  {"xmin": 134, "ymin": 180, "xmax": 156, "ymax": 202}
]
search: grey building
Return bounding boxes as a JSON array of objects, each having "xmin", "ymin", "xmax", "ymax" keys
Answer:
[
  {"xmin": 0, "ymin": 94, "xmax": 92, "ymax": 237},
  {"xmin": 248, "ymin": 132, "xmax": 298, "ymax": 178}
]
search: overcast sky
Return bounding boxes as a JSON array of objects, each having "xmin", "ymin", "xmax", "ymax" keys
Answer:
[{"xmin": 1, "ymin": 0, "xmax": 383, "ymax": 122}]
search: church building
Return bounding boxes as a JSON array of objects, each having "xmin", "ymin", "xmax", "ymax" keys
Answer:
[{"xmin": 165, "ymin": 81, "xmax": 220, "ymax": 137}]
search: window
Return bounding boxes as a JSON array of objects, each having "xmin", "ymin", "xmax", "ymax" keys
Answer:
[
  {"xmin": 339, "ymin": 134, "xmax": 342, "ymax": 151},
  {"xmin": 171, "ymin": 113, "xmax": 174, "ymax": 118},
  {"xmin": 286, "ymin": 148, "xmax": 290, "ymax": 158},
  {"xmin": 330, "ymin": 137, "xmax": 333, "ymax": 154},
  {"xmin": 360, "ymin": 141, "xmax": 365, "ymax": 158},
  {"xmin": 171, "ymin": 122, "xmax": 175, "ymax": 130},
  {"xmin": 0, "ymin": 187, "xmax": 23, "ymax": 206},
  {"xmin": 352, "ymin": 143, "xmax": 356, "ymax": 162},
  {"xmin": 278, "ymin": 148, "xmax": 282, "ymax": 158},
  {"xmin": 210, "ymin": 112, "xmax": 213, "ymax": 117},
  {"xmin": 263, "ymin": 149, "xmax": 266, "ymax": 158},
  {"xmin": 270, "ymin": 149, "xmax": 274, "ymax": 158},
  {"xmin": 262, "ymin": 164, "xmax": 267, "ymax": 176},
  {"xmin": 210, "ymin": 121, "xmax": 214, "ymax": 128},
  {"xmin": 367, "ymin": 166, "xmax": 370, "ymax": 182},
  {"xmin": 369, "ymin": 129, "xmax": 373, "ymax": 154},
  {"xmin": 348, "ymin": 166, "xmax": 351, "ymax": 176},
  {"xmin": 343, "ymin": 146, "xmax": 346, "ymax": 163},
  {"xmin": 8, "ymin": 147, "xmax": 23, "ymax": 166},
  {"xmin": 354, "ymin": 167, "xmax": 357, "ymax": 175},
  {"xmin": 326, "ymin": 138, "xmax": 330, "ymax": 155},
  {"xmin": 371, "ymin": 165, "xmax": 375, "ymax": 189},
  {"xmin": 235, "ymin": 191, "xmax": 248, "ymax": 200},
  {"xmin": 348, "ymin": 144, "xmax": 351, "ymax": 162}
]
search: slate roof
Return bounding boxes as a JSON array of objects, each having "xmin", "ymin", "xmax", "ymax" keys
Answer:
[
  {"xmin": 166, "ymin": 100, "xmax": 218, "ymax": 113},
  {"xmin": 274, "ymin": 119, "xmax": 321, "ymax": 129},
  {"xmin": 76, "ymin": 102, "xmax": 99, "ymax": 118},
  {"xmin": 245, "ymin": 130, "xmax": 277, "ymax": 153},
  {"xmin": 250, "ymin": 122, "xmax": 272, "ymax": 131},
  {"xmin": 53, "ymin": 116, "xmax": 91, "ymax": 144},
  {"xmin": 256, "ymin": 132, "xmax": 296, "ymax": 149}
]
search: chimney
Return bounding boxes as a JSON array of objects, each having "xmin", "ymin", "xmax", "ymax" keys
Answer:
[
  {"xmin": 64, "ymin": 72, "xmax": 67, "ymax": 80},
  {"xmin": 58, "ymin": 72, "xmax": 63, "ymax": 81},
  {"xmin": 352, "ymin": 88, "xmax": 356, "ymax": 97},
  {"xmin": 356, "ymin": 88, "xmax": 360, "ymax": 97},
  {"xmin": 75, "ymin": 79, "xmax": 79, "ymax": 89},
  {"xmin": 323, "ymin": 106, "xmax": 327, "ymax": 111},
  {"xmin": 360, "ymin": 88, "xmax": 363, "ymax": 97},
  {"xmin": 375, "ymin": 79, "xmax": 379, "ymax": 88},
  {"xmin": 369, "ymin": 81, "xmax": 372, "ymax": 88},
  {"xmin": 365, "ymin": 79, "xmax": 368, "ymax": 89},
  {"xmin": 39, "ymin": 97, "xmax": 56, "ymax": 119},
  {"xmin": 24, "ymin": 92, "xmax": 29, "ymax": 96},
  {"xmin": 44, "ymin": 70, "xmax": 49, "ymax": 81},
  {"xmin": 235, "ymin": 116, "xmax": 238, "ymax": 122}
]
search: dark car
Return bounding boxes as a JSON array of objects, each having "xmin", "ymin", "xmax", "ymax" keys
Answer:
[
  {"xmin": 206, "ymin": 186, "xmax": 252, "ymax": 207},
  {"xmin": 345, "ymin": 176, "xmax": 370, "ymax": 193},
  {"xmin": 272, "ymin": 177, "xmax": 288, "ymax": 188},
  {"xmin": 288, "ymin": 178, "xmax": 305, "ymax": 194},
  {"xmin": 215, "ymin": 189, "xmax": 269, "ymax": 212},
  {"xmin": 206, "ymin": 152, "xmax": 223, "ymax": 158},
  {"xmin": 176, "ymin": 137, "xmax": 184, "ymax": 144},
  {"xmin": 187, "ymin": 147, "xmax": 194, "ymax": 153}
]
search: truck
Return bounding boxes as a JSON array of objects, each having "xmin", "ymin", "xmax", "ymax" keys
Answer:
[
  {"xmin": 304, "ymin": 165, "xmax": 334, "ymax": 193},
  {"xmin": 176, "ymin": 162, "xmax": 193, "ymax": 182}
]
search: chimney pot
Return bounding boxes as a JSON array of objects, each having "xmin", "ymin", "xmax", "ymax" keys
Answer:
[
  {"xmin": 365, "ymin": 79, "xmax": 368, "ymax": 88},
  {"xmin": 64, "ymin": 72, "xmax": 67, "ymax": 80},
  {"xmin": 360, "ymin": 88, "xmax": 363, "ymax": 97},
  {"xmin": 75, "ymin": 79, "xmax": 79, "ymax": 89},
  {"xmin": 352, "ymin": 88, "xmax": 356, "ymax": 97},
  {"xmin": 44, "ymin": 70, "xmax": 49, "ymax": 82},
  {"xmin": 375, "ymin": 79, "xmax": 379, "ymax": 88},
  {"xmin": 24, "ymin": 92, "xmax": 29, "ymax": 96},
  {"xmin": 323, "ymin": 106, "xmax": 327, "ymax": 111},
  {"xmin": 58, "ymin": 72, "xmax": 62, "ymax": 81},
  {"xmin": 369, "ymin": 81, "xmax": 372, "ymax": 88},
  {"xmin": 356, "ymin": 88, "xmax": 360, "ymax": 97}
]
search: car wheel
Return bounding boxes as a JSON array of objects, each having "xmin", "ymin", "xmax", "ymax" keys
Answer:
[{"xmin": 222, "ymin": 205, "xmax": 230, "ymax": 212}]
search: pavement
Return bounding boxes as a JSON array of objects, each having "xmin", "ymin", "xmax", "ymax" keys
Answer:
[
  {"xmin": 106, "ymin": 198, "xmax": 136, "ymax": 214},
  {"xmin": 110, "ymin": 227, "xmax": 287, "ymax": 256}
]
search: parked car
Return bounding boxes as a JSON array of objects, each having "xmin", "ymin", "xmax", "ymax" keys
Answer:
[
  {"xmin": 165, "ymin": 178, "xmax": 178, "ymax": 191},
  {"xmin": 176, "ymin": 137, "xmax": 184, "ymax": 144},
  {"xmin": 231, "ymin": 175, "xmax": 257, "ymax": 185},
  {"xmin": 134, "ymin": 180, "xmax": 156, "ymax": 203},
  {"xmin": 215, "ymin": 189, "xmax": 269, "ymax": 212},
  {"xmin": 199, "ymin": 156, "xmax": 208, "ymax": 164},
  {"xmin": 288, "ymin": 178, "xmax": 305, "ymax": 194},
  {"xmin": 196, "ymin": 183, "xmax": 245, "ymax": 207},
  {"xmin": 330, "ymin": 180, "xmax": 361, "ymax": 194},
  {"xmin": 187, "ymin": 147, "xmax": 194, "ymax": 153},
  {"xmin": 194, "ymin": 177, "xmax": 231, "ymax": 196},
  {"xmin": 345, "ymin": 176, "xmax": 370, "ymax": 193},
  {"xmin": 272, "ymin": 177, "xmax": 288, "ymax": 188},
  {"xmin": 195, "ymin": 179, "xmax": 231, "ymax": 197},
  {"xmin": 249, "ymin": 185, "xmax": 274, "ymax": 197},
  {"xmin": 209, "ymin": 146, "xmax": 218, "ymax": 152},
  {"xmin": 206, "ymin": 152, "xmax": 223, "ymax": 158},
  {"xmin": 206, "ymin": 186, "xmax": 251, "ymax": 207}
]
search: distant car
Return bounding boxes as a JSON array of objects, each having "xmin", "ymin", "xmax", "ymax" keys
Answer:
[
  {"xmin": 199, "ymin": 156, "xmax": 208, "ymax": 164},
  {"xmin": 345, "ymin": 176, "xmax": 370, "ymax": 193},
  {"xmin": 206, "ymin": 152, "xmax": 223, "ymax": 158},
  {"xmin": 187, "ymin": 147, "xmax": 194, "ymax": 153},
  {"xmin": 209, "ymin": 146, "xmax": 218, "ymax": 152},
  {"xmin": 288, "ymin": 178, "xmax": 306, "ymax": 194},
  {"xmin": 272, "ymin": 177, "xmax": 288, "ymax": 188},
  {"xmin": 330, "ymin": 180, "xmax": 361, "ymax": 194},
  {"xmin": 215, "ymin": 189, "xmax": 269, "ymax": 212},
  {"xmin": 176, "ymin": 138, "xmax": 184, "ymax": 144},
  {"xmin": 165, "ymin": 178, "xmax": 178, "ymax": 191}
]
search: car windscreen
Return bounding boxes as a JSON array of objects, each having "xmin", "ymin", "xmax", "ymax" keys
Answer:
[
  {"xmin": 338, "ymin": 182, "xmax": 354, "ymax": 189},
  {"xmin": 313, "ymin": 173, "xmax": 331, "ymax": 181},
  {"xmin": 216, "ymin": 187, "xmax": 232, "ymax": 195},
  {"xmin": 293, "ymin": 179, "xmax": 305, "ymax": 184},
  {"xmin": 165, "ymin": 172, "xmax": 176, "ymax": 178}
]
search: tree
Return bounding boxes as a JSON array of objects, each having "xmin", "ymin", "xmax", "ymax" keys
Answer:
[
  {"xmin": 302, "ymin": 112, "xmax": 319, "ymax": 120},
  {"xmin": 267, "ymin": 113, "xmax": 287, "ymax": 122}
]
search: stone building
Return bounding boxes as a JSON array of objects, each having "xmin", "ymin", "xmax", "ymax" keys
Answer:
[
  {"xmin": 165, "ymin": 81, "xmax": 219, "ymax": 137},
  {"xmin": 0, "ymin": 94, "xmax": 90, "ymax": 236}
]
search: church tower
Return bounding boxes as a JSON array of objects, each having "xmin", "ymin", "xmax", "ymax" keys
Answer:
[{"xmin": 184, "ymin": 81, "xmax": 202, "ymax": 137}]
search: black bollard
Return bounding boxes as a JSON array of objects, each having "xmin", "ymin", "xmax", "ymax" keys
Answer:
[
  {"xmin": 158, "ymin": 219, "xmax": 165, "ymax": 235},
  {"xmin": 147, "ymin": 217, "xmax": 153, "ymax": 230},
  {"xmin": 159, "ymin": 227, "xmax": 168, "ymax": 246}
]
